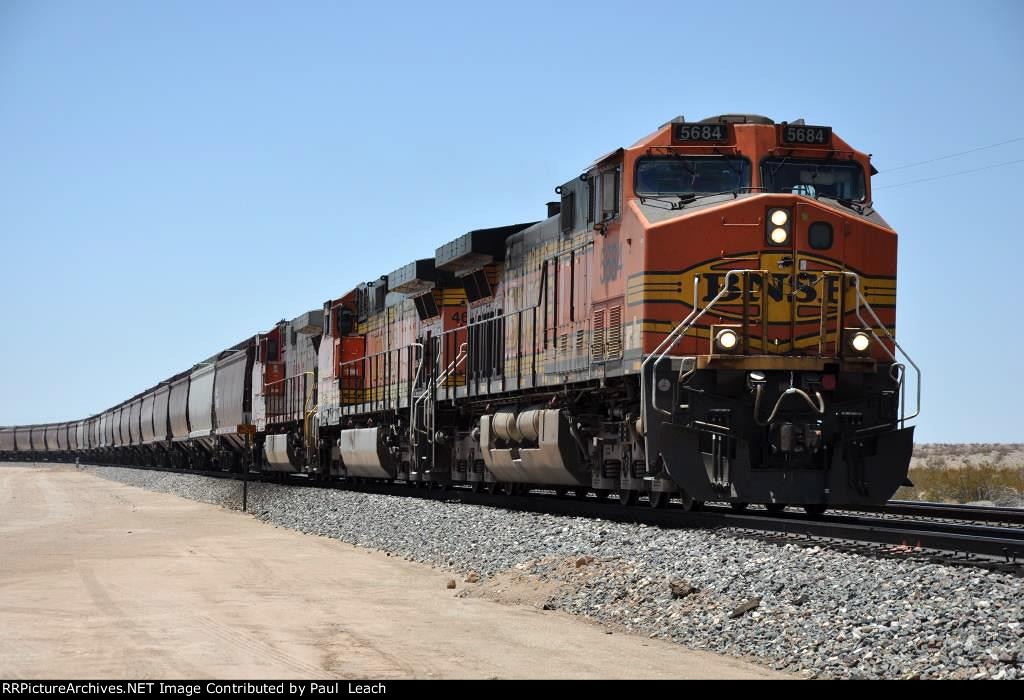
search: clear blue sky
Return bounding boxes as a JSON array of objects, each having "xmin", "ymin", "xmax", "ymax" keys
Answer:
[{"xmin": 1, "ymin": 1, "xmax": 1021, "ymax": 443}]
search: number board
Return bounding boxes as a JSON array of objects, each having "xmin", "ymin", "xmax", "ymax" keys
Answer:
[
  {"xmin": 672, "ymin": 123, "xmax": 730, "ymax": 143},
  {"xmin": 780, "ymin": 124, "xmax": 832, "ymax": 146}
]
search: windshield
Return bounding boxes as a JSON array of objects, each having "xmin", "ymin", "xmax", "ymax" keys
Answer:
[
  {"xmin": 761, "ymin": 158, "xmax": 866, "ymax": 201},
  {"xmin": 634, "ymin": 156, "xmax": 751, "ymax": 195}
]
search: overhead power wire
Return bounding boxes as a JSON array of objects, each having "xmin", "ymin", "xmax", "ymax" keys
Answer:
[
  {"xmin": 874, "ymin": 158, "xmax": 1024, "ymax": 190},
  {"xmin": 878, "ymin": 136, "xmax": 1024, "ymax": 174}
]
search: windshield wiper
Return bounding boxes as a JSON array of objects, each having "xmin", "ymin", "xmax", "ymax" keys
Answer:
[
  {"xmin": 667, "ymin": 191, "xmax": 739, "ymax": 210},
  {"xmin": 638, "ymin": 193, "xmax": 686, "ymax": 203},
  {"xmin": 637, "ymin": 193, "xmax": 698, "ymax": 210},
  {"xmin": 835, "ymin": 197, "xmax": 866, "ymax": 214},
  {"xmin": 664, "ymin": 154, "xmax": 698, "ymax": 175},
  {"xmin": 768, "ymin": 157, "xmax": 790, "ymax": 178}
]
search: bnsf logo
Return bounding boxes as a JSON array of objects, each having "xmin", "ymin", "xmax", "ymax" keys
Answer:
[
  {"xmin": 703, "ymin": 271, "xmax": 842, "ymax": 305},
  {"xmin": 628, "ymin": 254, "xmax": 895, "ymax": 323}
]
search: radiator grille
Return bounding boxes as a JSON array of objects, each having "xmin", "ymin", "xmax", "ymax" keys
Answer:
[
  {"xmin": 606, "ymin": 305, "xmax": 623, "ymax": 360},
  {"xmin": 592, "ymin": 308, "xmax": 606, "ymax": 361}
]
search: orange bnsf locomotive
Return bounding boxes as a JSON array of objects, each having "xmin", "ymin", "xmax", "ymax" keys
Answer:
[{"xmin": 0, "ymin": 114, "xmax": 919, "ymax": 512}]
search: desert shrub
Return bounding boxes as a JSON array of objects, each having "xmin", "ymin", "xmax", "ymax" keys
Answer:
[{"xmin": 896, "ymin": 463, "xmax": 1024, "ymax": 505}]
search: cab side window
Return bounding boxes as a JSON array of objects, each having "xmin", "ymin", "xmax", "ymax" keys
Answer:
[{"xmin": 598, "ymin": 167, "xmax": 620, "ymax": 222}]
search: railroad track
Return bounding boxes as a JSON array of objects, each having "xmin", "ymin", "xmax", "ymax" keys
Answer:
[
  {"xmin": 849, "ymin": 499, "xmax": 1024, "ymax": 525},
  {"xmin": 65, "ymin": 460, "xmax": 1024, "ymax": 572}
]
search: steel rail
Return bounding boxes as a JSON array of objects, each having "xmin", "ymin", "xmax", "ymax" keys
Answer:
[{"xmin": 844, "ymin": 499, "xmax": 1024, "ymax": 525}]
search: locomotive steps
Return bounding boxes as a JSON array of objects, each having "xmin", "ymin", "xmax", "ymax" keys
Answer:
[{"xmin": 86, "ymin": 463, "xmax": 1024, "ymax": 680}]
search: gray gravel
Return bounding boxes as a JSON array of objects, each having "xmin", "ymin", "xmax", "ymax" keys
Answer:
[{"xmin": 93, "ymin": 466, "xmax": 1024, "ymax": 679}]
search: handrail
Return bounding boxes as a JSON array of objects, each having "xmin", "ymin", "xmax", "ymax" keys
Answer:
[
  {"xmin": 433, "ymin": 342, "xmax": 470, "ymax": 390},
  {"xmin": 406, "ymin": 341, "xmax": 432, "ymax": 446},
  {"xmin": 299, "ymin": 370, "xmax": 317, "ymax": 445},
  {"xmin": 412, "ymin": 342, "xmax": 467, "ymax": 446},
  {"xmin": 337, "ymin": 343, "xmax": 422, "ymax": 412},
  {"xmin": 810, "ymin": 270, "xmax": 921, "ymax": 424},
  {"xmin": 839, "ymin": 271, "xmax": 922, "ymax": 424},
  {"xmin": 408, "ymin": 341, "xmax": 425, "ymax": 401},
  {"xmin": 639, "ymin": 268, "xmax": 764, "ymax": 474},
  {"xmin": 816, "ymin": 271, "xmax": 845, "ymax": 357},
  {"xmin": 336, "ymin": 345, "xmax": 412, "ymax": 373},
  {"xmin": 264, "ymin": 371, "xmax": 316, "ymax": 425},
  {"xmin": 438, "ymin": 304, "xmax": 542, "ymax": 336},
  {"xmin": 642, "ymin": 269, "xmax": 763, "ymax": 407},
  {"xmin": 809, "ymin": 269, "xmax": 920, "ymax": 422},
  {"xmin": 647, "ymin": 275, "xmax": 703, "ymax": 416}
]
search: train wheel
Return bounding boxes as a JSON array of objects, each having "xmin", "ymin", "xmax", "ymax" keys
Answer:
[
  {"xmin": 554, "ymin": 487, "xmax": 568, "ymax": 497},
  {"xmin": 573, "ymin": 487, "xmax": 589, "ymax": 499},
  {"xmin": 486, "ymin": 482, "xmax": 500, "ymax": 496},
  {"xmin": 730, "ymin": 502, "xmax": 749, "ymax": 512},
  {"xmin": 649, "ymin": 491, "xmax": 668, "ymax": 509},
  {"xmin": 680, "ymin": 492, "xmax": 704, "ymax": 512},
  {"xmin": 803, "ymin": 504, "xmax": 827, "ymax": 516},
  {"xmin": 619, "ymin": 490, "xmax": 638, "ymax": 507},
  {"xmin": 471, "ymin": 482, "xmax": 482, "ymax": 494},
  {"xmin": 764, "ymin": 503, "xmax": 786, "ymax": 513},
  {"xmin": 594, "ymin": 488, "xmax": 610, "ymax": 501}
]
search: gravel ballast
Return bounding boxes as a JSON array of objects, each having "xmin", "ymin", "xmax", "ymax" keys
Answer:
[{"xmin": 92, "ymin": 466, "xmax": 1024, "ymax": 679}]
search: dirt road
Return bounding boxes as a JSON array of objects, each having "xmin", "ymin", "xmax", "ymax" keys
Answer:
[{"xmin": 0, "ymin": 464, "xmax": 786, "ymax": 679}]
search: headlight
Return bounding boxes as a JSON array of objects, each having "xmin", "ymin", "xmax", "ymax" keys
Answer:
[
  {"xmin": 766, "ymin": 208, "xmax": 791, "ymax": 246},
  {"xmin": 843, "ymin": 328, "xmax": 872, "ymax": 355},
  {"xmin": 715, "ymin": 328, "xmax": 738, "ymax": 351}
]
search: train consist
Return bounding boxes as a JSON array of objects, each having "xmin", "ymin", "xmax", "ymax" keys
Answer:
[{"xmin": 0, "ymin": 114, "xmax": 920, "ymax": 511}]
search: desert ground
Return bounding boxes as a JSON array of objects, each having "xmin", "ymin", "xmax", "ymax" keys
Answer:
[{"xmin": 0, "ymin": 464, "xmax": 785, "ymax": 680}]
